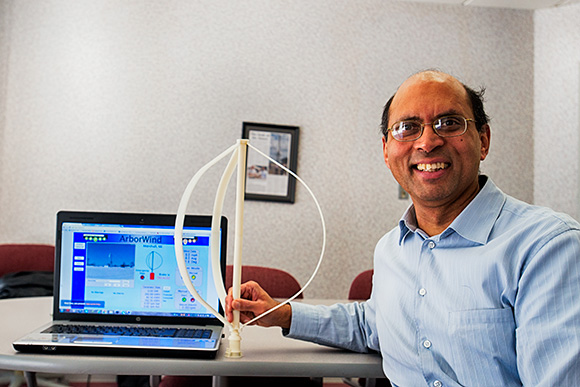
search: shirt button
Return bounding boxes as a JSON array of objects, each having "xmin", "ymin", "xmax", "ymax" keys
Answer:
[
  {"xmin": 423, "ymin": 340, "xmax": 432, "ymax": 349},
  {"xmin": 419, "ymin": 288, "xmax": 427, "ymax": 296},
  {"xmin": 428, "ymin": 241, "xmax": 436, "ymax": 249},
  {"xmin": 434, "ymin": 381, "xmax": 442, "ymax": 387}
]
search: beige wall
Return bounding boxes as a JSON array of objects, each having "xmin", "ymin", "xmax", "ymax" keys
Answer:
[
  {"xmin": 534, "ymin": 4, "xmax": 580, "ymax": 218},
  {"xmin": 0, "ymin": 0, "xmax": 540, "ymax": 298}
]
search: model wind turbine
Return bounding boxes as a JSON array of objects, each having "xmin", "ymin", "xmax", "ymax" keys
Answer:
[{"xmin": 174, "ymin": 139, "xmax": 326, "ymax": 358}]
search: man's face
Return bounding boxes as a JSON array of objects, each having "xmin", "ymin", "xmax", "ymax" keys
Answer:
[{"xmin": 382, "ymin": 73, "xmax": 490, "ymax": 209}]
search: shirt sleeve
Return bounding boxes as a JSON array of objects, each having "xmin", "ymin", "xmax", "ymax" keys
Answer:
[
  {"xmin": 515, "ymin": 228, "xmax": 580, "ymax": 386},
  {"xmin": 285, "ymin": 300, "xmax": 380, "ymax": 353}
]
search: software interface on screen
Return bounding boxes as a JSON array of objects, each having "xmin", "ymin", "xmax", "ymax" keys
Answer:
[{"xmin": 58, "ymin": 222, "xmax": 221, "ymax": 318}]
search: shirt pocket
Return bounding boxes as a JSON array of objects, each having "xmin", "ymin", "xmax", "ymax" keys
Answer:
[{"xmin": 448, "ymin": 308, "xmax": 519, "ymax": 387}]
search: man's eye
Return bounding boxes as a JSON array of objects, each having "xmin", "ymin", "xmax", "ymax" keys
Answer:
[
  {"xmin": 439, "ymin": 117, "xmax": 461, "ymax": 127},
  {"xmin": 398, "ymin": 122, "xmax": 419, "ymax": 131}
]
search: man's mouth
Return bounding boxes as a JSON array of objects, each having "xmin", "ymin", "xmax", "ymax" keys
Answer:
[{"xmin": 415, "ymin": 162, "xmax": 449, "ymax": 172}]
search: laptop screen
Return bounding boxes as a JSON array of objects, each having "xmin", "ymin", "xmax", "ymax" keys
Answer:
[{"xmin": 53, "ymin": 212, "xmax": 227, "ymax": 325}]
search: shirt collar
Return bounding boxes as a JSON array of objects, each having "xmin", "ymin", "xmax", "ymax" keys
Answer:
[
  {"xmin": 398, "ymin": 205, "xmax": 417, "ymax": 244},
  {"xmin": 398, "ymin": 175, "xmax": 506, "ymax": 245}
]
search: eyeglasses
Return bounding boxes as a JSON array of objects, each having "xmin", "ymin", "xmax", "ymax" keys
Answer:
[{"xmin": 387, "ymin": 115, "xmax": 474, "ymax": 142}]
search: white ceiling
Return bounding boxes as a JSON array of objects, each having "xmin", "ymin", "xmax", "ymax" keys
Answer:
[{"xmin": 398, "ymin": 0, "xmax": 580, "ymax": 9}]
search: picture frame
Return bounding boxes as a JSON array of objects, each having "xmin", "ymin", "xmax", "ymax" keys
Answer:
[{"xmin": 242, "ymin": 122, "xmax": 300, "ymax": 203}]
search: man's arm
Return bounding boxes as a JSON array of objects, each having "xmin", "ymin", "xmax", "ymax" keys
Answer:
[
  {"xmin": 226, "ymin": 281, "xmax": 379, "ymax": 353},
  {"xmin": 515, "ymin": 229, "xmax": 580, "ymax": 386}
]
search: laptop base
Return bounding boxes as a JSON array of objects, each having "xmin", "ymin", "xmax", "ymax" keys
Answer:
[{"xmin": 13, "ymin": 342, "xmax": 219, "ymax": 359}]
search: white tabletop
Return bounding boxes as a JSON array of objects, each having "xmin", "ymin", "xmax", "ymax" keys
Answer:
[{"xmin": 0, "ymin": 297, "xmax": 384, "ymax": 378}]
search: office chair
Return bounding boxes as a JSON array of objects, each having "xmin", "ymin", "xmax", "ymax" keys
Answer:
[
  {"xmin": 348, "ymin": 269, "xmax": 373, "ymax": 300},
  {"xmin": 225, "ymin": 264, "xmax": 303, "ymax": 299},
  {"xmin": 0, "ymin": 243, "xmax": 70, "ymax": 387},
  {"xmin": 156, "ymin": 266, "xmax": 316, "ymax": 387},
  {"xmin": 0, "ymin": 244, "xmax": 55, "ymax": 277}
]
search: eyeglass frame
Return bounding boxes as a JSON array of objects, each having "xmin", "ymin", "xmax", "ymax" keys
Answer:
[{"xmin": 386, "ymin": 115, "xmax": 475, "ymax": 142}]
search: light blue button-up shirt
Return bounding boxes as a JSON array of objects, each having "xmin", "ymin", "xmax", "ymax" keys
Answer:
[{"xmin": 288, "ymin": 177, "xmax": 580, "ymax": 386}]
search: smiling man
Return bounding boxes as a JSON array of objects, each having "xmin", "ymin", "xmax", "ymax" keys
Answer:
[{"xmin": 226, "ymin": 70, "xmax": 580, "ymax": 387}]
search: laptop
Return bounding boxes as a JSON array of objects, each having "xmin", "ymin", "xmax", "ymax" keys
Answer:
[{"xmin": 13, "ymin": 211, "xmax": 227, "ymax": 358}]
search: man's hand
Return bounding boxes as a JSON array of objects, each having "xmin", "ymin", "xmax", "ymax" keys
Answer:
[{"xmin": 225, "ymin": 281, "xmax": 292, "ymax": 329}]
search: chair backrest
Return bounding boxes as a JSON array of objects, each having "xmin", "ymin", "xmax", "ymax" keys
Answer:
[
  {"xmin": 0, "ymin": 244, "xmax": 55, "ymax": 277},
  {"xmin": 225, "ymin": 265, "xmax": 303, "ymax": 299},
  {"xmin": 348, "ymin": 269, "xmax": 373, "ymax": 300}
]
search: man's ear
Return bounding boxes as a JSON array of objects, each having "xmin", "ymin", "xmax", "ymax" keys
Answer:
[
  {"xmin": 479, "ymin": 124, "xmax": 491, "ymax": 161},
  {"xmin": 382, "ymin": 136, "xmax": 391, "ymax": 169}
]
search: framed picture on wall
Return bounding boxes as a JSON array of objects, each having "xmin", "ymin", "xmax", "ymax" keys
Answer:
[{"xmin": 242, "ymin": 122, "xmax": 299, "ymax": 203}]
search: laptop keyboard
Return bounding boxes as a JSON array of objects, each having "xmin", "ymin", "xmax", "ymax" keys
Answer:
[{"xmin": 43, "ymin": 324, "xmax": 212, "ymax": 339}]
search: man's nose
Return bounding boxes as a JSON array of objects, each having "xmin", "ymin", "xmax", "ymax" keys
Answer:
[{"xmin": 414, "ymin": 124, "xmax": 444, "ymax": 153}]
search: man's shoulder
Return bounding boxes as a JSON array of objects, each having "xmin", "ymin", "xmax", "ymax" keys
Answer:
[
  {"xmin": 501, "ymin": 195, "xmax": 580, "ymax": 232},
  {"xmin": 375, "ymin": 224, "xmax": 401, "ymax": 249},
  {"xmin": 493, "ymin": 196, "xmax": 580, "ymax": 255}
]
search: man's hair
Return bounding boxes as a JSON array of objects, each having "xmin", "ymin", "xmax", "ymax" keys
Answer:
[{"xmin": 380, "ymin": 82, "xmax": 490, "ymax": 139}]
